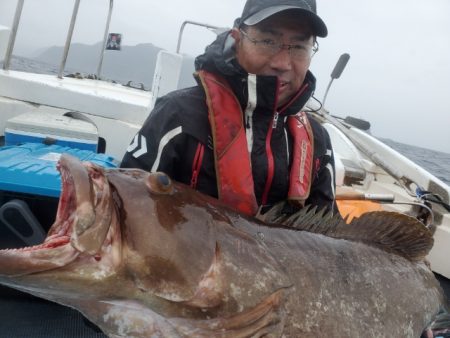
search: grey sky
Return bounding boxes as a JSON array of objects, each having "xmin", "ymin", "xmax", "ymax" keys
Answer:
[{"xmin": 1, "ymin": 0, "xmax": 449, "ymax": 153}]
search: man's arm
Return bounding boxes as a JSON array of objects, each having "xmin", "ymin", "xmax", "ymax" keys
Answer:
[
  {"xmin": 307, "ymin": 124, "xmax": 338, "ymax": 214},
  {"xmin": 121, "ymin": 96, "xmax": 183, "ymax": 176},
  {"xmin": 120, "ymin": 88, "xmax": 212, "ymax": 191}
]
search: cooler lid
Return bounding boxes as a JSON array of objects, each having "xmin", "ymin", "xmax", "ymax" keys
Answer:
[
  {"xmin": 6, "ymin": 112, "xmax": 98, "ymax": 142},
  {"xmin": 0, "ymin": 143, "xmax": 117, "ymax": 197}
]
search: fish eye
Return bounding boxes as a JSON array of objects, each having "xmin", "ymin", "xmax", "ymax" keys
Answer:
[
  {"xmin": 146, "ymin": 172, "xmax": 174, "ymax": 194},
  {"xmin": 158, "ymin": 173, "xmax": 170, "ymax": 187}
]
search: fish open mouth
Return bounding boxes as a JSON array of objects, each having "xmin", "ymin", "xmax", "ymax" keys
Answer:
[
  {"xmin": 0, "ymin": 157, "xmax": 80, "ymax": 254},
  {"xmin": 0, "ymin": 154, "xmax": 114, "ymax": 276},
  {"xmin": 37, "ymin": 158, "xmax": 81, "ymax": 250}
]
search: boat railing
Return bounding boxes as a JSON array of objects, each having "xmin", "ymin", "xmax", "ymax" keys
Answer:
[
  {"xmin": 176, "ymin": 20, "xmax": 228, "ymax": 54},
  {"xmin": 2, "ymin": 0, "xmax": 24, "ymax": 71},
  {"xmin": 2, "ymin": 0, "xmax": 114, "ymax": 80}
]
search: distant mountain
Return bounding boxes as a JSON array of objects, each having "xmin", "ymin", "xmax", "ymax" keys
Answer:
[{"xmin": 33, "ymin": 42, "xmax": 197, "ymax": 90}]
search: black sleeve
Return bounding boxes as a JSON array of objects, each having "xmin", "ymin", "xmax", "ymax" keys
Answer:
[
  {"xmin": 121, "ymin": 95, "xmax": 182, "ymax": 175},
  {"xmin": 120, "ymin": 87, "xmax": 211, "ymax": 187},
  {"xmin": 306, "ymin": 120, "xmax": 338, "ymax": 214}
]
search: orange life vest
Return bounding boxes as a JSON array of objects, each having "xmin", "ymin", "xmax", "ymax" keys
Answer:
[{"xmin": 197, "ymin": 70, "xmax": 314, "ymax": 215}]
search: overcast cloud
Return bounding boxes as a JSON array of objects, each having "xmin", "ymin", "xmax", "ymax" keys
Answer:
[{"xmin": 1, "ymin": 0, "xmax": 449, "ymax": 153}]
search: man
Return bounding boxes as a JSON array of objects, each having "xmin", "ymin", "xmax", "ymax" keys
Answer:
[{"xmin": 121, "ymin": 0, "xmax": 337, "ymax": 216}]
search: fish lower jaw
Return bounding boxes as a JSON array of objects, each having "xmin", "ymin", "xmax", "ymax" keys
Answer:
[{"xmin": 1, "ymin": 235, "xmax": 71, "ymax": 253}]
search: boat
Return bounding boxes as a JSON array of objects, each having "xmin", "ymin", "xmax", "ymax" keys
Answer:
[
  {"xmin": 314, "ymin": 55, "xmax": 450, "ymax": 280},
  {"xmin": 0, "ymin": 1, "xmax": 449, "ymax": 336}
]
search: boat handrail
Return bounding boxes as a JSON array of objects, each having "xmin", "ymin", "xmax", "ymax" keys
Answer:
[
  {"xmin": 176, "ymin": 20, "xmax": 228, "ymax": 54},
  {"xmin": 2, "ymin": 0, "xmax": 114, "ymax": 80},
  {"xmin": 96, "ymin": 0, "xmax": 114, "ymax": 79},
  {"xmin": 2, "ymin": 0, "xmax": 24, "ymax": 71},
  {"xmin": 58, "ymin": 0, "xmax": 81, "ymax": 79}
]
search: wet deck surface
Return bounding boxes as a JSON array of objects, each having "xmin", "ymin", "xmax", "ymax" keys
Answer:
[{"xmin": 0, "ymin": 275, "xmax": 449, "ymax": 337}]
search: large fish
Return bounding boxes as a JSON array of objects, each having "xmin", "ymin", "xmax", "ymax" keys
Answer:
[{"xmin": 0, "ymin": 154, "xmax": 446, "ymax": 337}]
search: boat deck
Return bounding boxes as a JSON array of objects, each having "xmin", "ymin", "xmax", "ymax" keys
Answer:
[{"xmin": 0, "ymin": 286, "xmax": 106, "ymax": 337}]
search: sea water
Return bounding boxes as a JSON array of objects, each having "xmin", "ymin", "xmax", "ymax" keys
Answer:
[{"xmin": 383, "ymin": 139, "xmax": 450, "ymax": 186}]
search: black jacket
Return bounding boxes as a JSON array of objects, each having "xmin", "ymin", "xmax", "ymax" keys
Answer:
[{"xmin": 121, "ymin": 32, "xmax": 337, "ymax": 213}]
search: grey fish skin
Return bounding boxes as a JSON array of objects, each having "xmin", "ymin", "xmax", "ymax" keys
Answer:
[{"xmin": 0, "ymin": 154, "xmax": 445, "ymax": 337}]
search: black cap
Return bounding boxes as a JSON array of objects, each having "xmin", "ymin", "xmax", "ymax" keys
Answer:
[{"xmin": 238, "ymin": 0, "xmax": 327, "ymax": 37}]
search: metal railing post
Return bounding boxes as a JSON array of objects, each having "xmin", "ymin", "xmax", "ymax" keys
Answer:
[
  {"xmin": 58, "ymin": 0, "xmax": 81, "ymax": 79},
  {"xmin": 96, "ymin": 0, "xmax": 114, "ymax": 79},
  {"xmin": 3, "ymin": 0, "xmax": 25, "ymax": 70},
  {"xmin": 176, "ymin": 20, "xmax": 227, "ymax": 54}
]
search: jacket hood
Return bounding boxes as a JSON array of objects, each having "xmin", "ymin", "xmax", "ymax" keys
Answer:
[
  {"xmin": 195, "ymin": 31, "xmax": 244, "ymax": 76},
  {"xmin": 195, "ymin": 31, "xmax": 317, "ymax": 115}
]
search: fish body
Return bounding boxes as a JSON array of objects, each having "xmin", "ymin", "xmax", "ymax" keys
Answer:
[{"xmin": 0, "ymin": 155, "xmax": 445, "ymax": 337}]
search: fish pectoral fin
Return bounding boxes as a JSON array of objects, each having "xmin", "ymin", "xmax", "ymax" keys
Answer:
[
  {"xmin": 171, "ymin": 289, "xmax": 287, "ymax": 337},
  {"xmin": 183, "ymin": 242, "xmax": 224, "ymax": 308}
]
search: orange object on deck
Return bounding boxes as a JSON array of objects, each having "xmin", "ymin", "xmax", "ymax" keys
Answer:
[{"xmin": 337, "ymin": 200, "xmax": 384, "ymax": 223}]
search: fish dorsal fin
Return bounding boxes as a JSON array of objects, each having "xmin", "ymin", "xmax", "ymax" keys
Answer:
[
  {"xmin": 336, "ymin": 211, "xmax": 433, "ymax": 261},
  {"xmin": 264, "ymin": 205, "xmax": 433, "ymax": 262},
  {"xmin": 262, "ymin": 204, "xmax": 343, "ymax": 235}
]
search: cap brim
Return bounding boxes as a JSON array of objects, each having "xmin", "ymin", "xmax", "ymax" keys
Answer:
[{"xmin": 243, "ymin": 5, "xmax": 328, "ymax": 38}]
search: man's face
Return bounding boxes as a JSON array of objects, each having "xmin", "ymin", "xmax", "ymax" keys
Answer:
[{"xmin": 233, "ymin": 11, "xmax": 315, "ymax": 107}]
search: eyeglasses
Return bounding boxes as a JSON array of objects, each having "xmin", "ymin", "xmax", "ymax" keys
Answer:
[{"xmin": 239, "ymin": 29, "xmax": 318, "ymax": 61}]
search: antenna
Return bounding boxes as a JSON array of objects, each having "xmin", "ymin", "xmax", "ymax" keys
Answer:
[{"xmin": 322, "ymin": 53, "xmax": 350, "ymax": 109}]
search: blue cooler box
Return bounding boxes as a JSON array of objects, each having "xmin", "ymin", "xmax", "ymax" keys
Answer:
[
  {"xmin": 5, "ymin": 112, "xmax": 99, "ymax": 152},
  {"xmin": 0, "ymin": 143, "xmax": 118, "ymax": 197}
]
